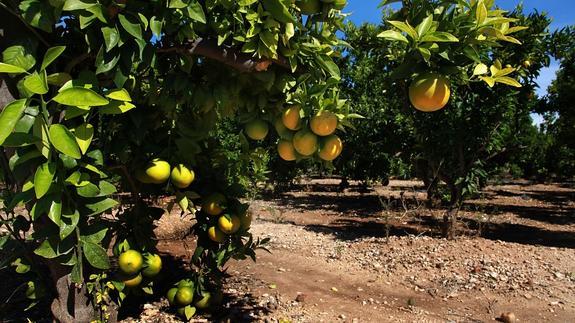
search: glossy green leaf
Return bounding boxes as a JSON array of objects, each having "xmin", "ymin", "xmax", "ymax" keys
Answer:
[
  {"xmin": 186, "ymin": 1, "xmax": 206, "ymax": 23},
  {"xmin": 63, "ymin": 0, "xmax": 97, "ymax": 11},
  {"xmin": 77, "ymin": 183, "xmax": 100, "ymax": 197},
  {"xmin": 118, "ymin": 14, "xmax": 143, "ymax": 40},
  {"xmin": 105, "ymin": 88, "xmax": 132, "ymax": 102},
  {"xmin": 262, "ymin": 0, "xmax": 295, "ymax": 23},
  {"xmin": 47, "ymin": 73, "xmax": 72, "ymax": 86},
  {"xmin": 2, "ymin": 133, "xmax": 40, "ymax": 147},
  {"xmin": 150, "ymin": 16, "xmax": 163, "ymax": 36},
  {"xmin": 34, "ymin": 162, "xmax": 56, "ymax": 198},
  {"xmin": 0, "ymin": 99, "xmax": 28, "ymax": 145},
  {"xmin": 416, "ymin": 14, "xmax": 433, "ymax": 37},
  {"xmin": 377, "ymin": 30, "xmax": 409, "ymax": 43},
  {"xmin": 49, "ymin": 124, "xmax": 82, "ymax": 159},
  {"xmin": 82, "ymin": 240, "xmax": 110, "ymax": 269},
  {"xmin": 53, "ymin": 87, "xmax": 109, "ymax": 106},
  {"xmin": 23, "ymin": 71, "xmax": 49, "ymax": 94},
  {"xmin": 2, "ymin": 45, "xmax": 36, "ymax": 71},
  {"xmin": 60, "ymin": 210, "xmax": 80, "ymax": 240},
  {"xmin": 41, "ymin": 46, "xmax": 66, "ymax": 70},
  {"xmin": 0, "ymin": 63, "xmax": 28, "ymax": 74},
  {"xmin": 84, "ymin": 197, "xmax": 118, "ymax": 216},
  {"xmin": 387, "ymin": 20, "xmax": 418, "ymax": 40},
  {"xmin": 101, "ymin": 26, "xmax": 120, "ymax": 52},
  {"xmin": 99, "ymin": 101, "xmax": 136, "ymax": 114},
  {"xmin": 74, "ymin": 123, "xmax": 93, "ymax": 155},
  {"xmin": 48, "ymin": 197, "xmax": 62, "ymax": 225}
]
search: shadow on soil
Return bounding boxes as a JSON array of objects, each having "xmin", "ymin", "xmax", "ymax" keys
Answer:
[{"xmin": 269, "ymin": 182, "xmax": 575, "ymax": 249}]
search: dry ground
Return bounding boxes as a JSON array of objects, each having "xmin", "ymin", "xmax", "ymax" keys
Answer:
[{"xmin": 122, "ymin": 179, "xmax": 575, "ymax": 323}]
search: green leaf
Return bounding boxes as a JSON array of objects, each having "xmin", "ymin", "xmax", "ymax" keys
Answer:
[
  {"xmin": 473, "ymin": 63, "xmax": 489, "ymax": 76},
  {"xmin": 84, "ymin": 198, "xmax": 118, "ymax": 216},
  {"xmin": 0, "ymin": 99, "xmax": 27, "ymax": 145},
  {"xmin": 387, "ymin": 20, "xmax": 418, "ymax": 40},
  {"xmin": 416, "ymin": 14, "xmax": 433, "ymax": 37},
  {"xmin": 105, "ymin": 88, "xmax": 132, "ymax": 102},
  {"xmin": 49, "ymin": 124, "xmax": 82, "ymax": 159},
  {"xmin": 262, "ymin": 0, "xmax": 295, "ymax": 23},
  {"xmin": 77, "ymin": 183, "xmax": 100, "ymax": 197},
  {"xmin": 3, "ymin": 45, "xmax": 36, "ymax": 71},
  {"xmin": 47, "ymin": 73, "xmax": 72, "ymax": 86},
  {"xmin": 33, "ymin": 116, "xmax": 51, "ymax": 158},
  {"xmin": 99, "ymin": 101, "xmax": 136, "ymax": 114},
  {"xmin": 63, "ymin": 0, "xmax": 97, "ymax": 11},
  {"xmin": 2, "ymin": 133, "xmax": 40, "ymax": 147},
  {"xmin": 48, "ymin": 197, "xmax": 62, "ymax": 225},
  {"xmin": 495, "ymin": 76, "xmax": 522, "ymax": 87},
  {"xmin": 418, "ymin": 47, "xmax": 431, "ymax": 62},
  {"xmin": 377, "ymin": 30, "xmax": 409, "ymax": 43},
  {"xmin": 81, "ymin": 225, "xmax": 108, "ymax": 243},
  {"xmin": 34, "ymin": 162, "xmax": 56, "ymax": 199},
  {"xmin": 19, "ymin": 0, "xmax": 55, "ymax": 32},
  {"xmin": 82, "ymin": 240, "xmax": 110, "ymax": 269},
  {"xmin": 41, "ymin": 46, "xmax": 66, "ymax": 70},
  {"xmin": 101, "ymin": 27, "xmax": 120, "ymax": 52},
  {"xmin": 118, "ymin": 14, "xmax": 143, "ymax": 40},
  {"xmin": 34, "ymin": 239, "xmax": 59, "ymax": 259},
  {"xmin": 74, "ymin": 123, "xmax": 93, "ymax": 155},
  {"xmin": 187, "ymin": 1, "xmax": 207, "ymax": 23},
  {"xmin": 476, "ymin": 1, "xmax": 488, "ymax": 25},
  {"xmin": 53, "ymin": 87, "xmax": 109, "ymax": 106},
  {"xmin": 70, "ymin": 262, "xmax": 82, "ymax": 284},
  {"xmin": 480, "ymin": 76, "xmax": 496, "ymax": 87},
  {"xmin": 168, "ymin": 0, "xmax": 187, "ymax": 9},
  {"xmin": 420, "ymin": 32, "xmax": 459, "ymax": 42},
  {"xmin": 0, "ymin": 63, "xmax": 28, "ymax": 74},
  {"xmin": 60, "ymin": 210, "xmax": 80, "ymax": 240},
  {"xmin": 150, "ymin": 17, "xmax": 163, "ymax": 36},
  {"xmin": 98, "ymin": 181, "xmax": 117, "ymax": 196},
  {"xmin": 23, "ymin": 71, "xmax": 49, "ymax": 95},
  {"xmin": 315, "ymin": 56, "xmax": 341, "ymax": 81}
]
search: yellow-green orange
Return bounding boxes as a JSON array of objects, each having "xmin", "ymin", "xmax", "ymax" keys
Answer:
[
  {"xmin": 167, "ymin": 287, "xmax": 178, "ymax": 306},
  {"xmin": 282, "ymin": 105, "xmax": 302, "ymax": 130},
  {"xmin": 123, "ymin": 273, "xmax": 143, "ymax": 288},
  {"xmin": 277, "ymin": 139, "xmax": 297, "ymax": 161},
  {"xmin": 171, "ymin": 164, "xmax": 195, "ymax": 189},
  {"xmin": 318, "ymin": 135, "xmax": 343, "ymax": 161},
  {"xmin": 142, "ymin": 253, "xmax": 162, "ymax": 278},
  {"xmin": 408, "ymin": 73, "xmax": 450, "ymax": 112},
  {"xmin": 118, "ymin": 250, "xmax": 143, "ymax": 275},
  {"xmin": 332, "ymin": 0, "xmax": 346, "ymax": 10},
  {"xmin": 208, "ymin": 226, "xmax": 226, "ymax": 243},
  {"xmin": 293, "ymin": 130, "xmax": 318, "ymax": 156},
  {"xmin": 202, "ymin": 193, "xmax": 226, "ymax": 216},
  {"xmin": 245, "ymin": 119, "xmax": 269, "ymax": 140},
  {"xmin": 218, "ymin": 215, "xmax": 241, "ymax": 234},
  {"xmin": 310, "ymin": 110, "xmax": 338, "ymax": 136},
  {"xmin": 144, "ymin": 158, "xmax": 171, "ymax": 184},
  {"xmin": 297, "ymin": 0, "xmax": 321, "ymax": 14},
  {"xmin": 175, "ymin": 286, "xmax": 194, "ymax": 306},
  {"xmin": 274, "ymin": 118, "xmax": 293, "ymax": 139}
]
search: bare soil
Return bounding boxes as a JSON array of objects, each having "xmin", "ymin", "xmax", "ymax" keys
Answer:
[{"xmin": 127, "ymin": 180, "xmax": 575, "ymax": 322}]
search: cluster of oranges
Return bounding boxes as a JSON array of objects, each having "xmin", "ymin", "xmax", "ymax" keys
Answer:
[
  {"xmin": 243, "ymin": 106, "xmax": 344, "ymax": 163},
  {"xmin": 135, "ymin": 159, "xmax": 195, "ymax": 188},
  {"xmin": 117, "ymin": 250, "xmax": 162, "ymax": 288},
  {"xmin": 201, "ymin": 193, "xmax": 252, "ymax": 243},
  {"xmin": 166, "ymin": 279, "xmax": 223, "ymax": 318}
]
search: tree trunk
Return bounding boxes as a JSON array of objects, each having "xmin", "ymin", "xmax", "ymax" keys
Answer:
[
  {"xmin": 48, "ymin": 263, "xmax": 95, "ymax": 323},
  {"xmin": 441, "ymin": 181, "xmax": 461, "ymax": 239}
]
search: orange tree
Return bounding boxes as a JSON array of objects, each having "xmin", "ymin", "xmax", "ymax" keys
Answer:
[
  {"xmin": 337, "ymin": 0, "xmax": 549, "ymax": 237},
  {"xmin": 0, "ymin": 0, "xmax": 355, "ymax": 321}
]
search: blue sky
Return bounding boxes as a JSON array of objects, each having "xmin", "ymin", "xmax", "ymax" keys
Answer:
[{"xmin": 344, "ymin": 1, "xmax": 574, "ymax": 124}]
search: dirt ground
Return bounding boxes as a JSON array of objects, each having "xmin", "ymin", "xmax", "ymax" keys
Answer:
[{"xmin": 129, "ymin": 179, "xmax": 575, "ymax": 323}]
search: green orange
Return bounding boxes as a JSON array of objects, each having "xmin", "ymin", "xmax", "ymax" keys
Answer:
[
  {"xmin": 245, "ymin": 119, "xmax": 269, "ymax": 140},
  {"xmin": 118, "ymin": 250, "xmax": 143, "ymax": 275}
]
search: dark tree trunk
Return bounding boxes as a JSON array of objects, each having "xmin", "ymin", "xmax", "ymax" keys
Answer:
[{"xmin": 441, "ymin": 180, "xmax": 461, "ymax": 240}]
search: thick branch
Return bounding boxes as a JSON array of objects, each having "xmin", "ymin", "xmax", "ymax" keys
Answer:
[{"xmin": 158, "ymin": 38, "xmax": 289, "ymax": 73}]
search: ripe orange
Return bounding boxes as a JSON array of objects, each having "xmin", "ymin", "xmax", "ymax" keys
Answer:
[
  {"xmin": 202, "ymin": 193, "xmax": 226, "ymax": 216},
  {"xmin": 123, "ymin": 273, "xmax": 143, "ymax": 288},
  {"xmin": 141, "ymin": 253, "xmax": 162, "ymax": 278},
  {"xmin": 408, "ymin": 73, "xmax": 450, "ymax": 112},
  {"xmin": 171, "ymin": 164, "xmax": 195, "ymax": 189},
  {"xmin": 318, "ymin": 135, "xmax": 343, "ymax": 161},
  {"xmin": 175, "ymin": 286, "xmax": 194, "ymax": 306},
  {"xmin": 310, "ymin": 110, "xmax": 338, "ymax": 136},
  {"xmin": 118, "ymin": 250, "xmax": 143, "ymax": 275},
  {"xmin": 218, "ymin": 215, "xmax": 241, "ymax": 234},
  {"xmin": 282, "ymin": 105, "xmax": 302, "ymax": 130},
  {"xmin": 144, "ymin": 158, "xmax": 171, "ymax": 184},
  {"xmin": 245, "ymin": 119, "xmax": 269, "ymax": 140},
  {"xmin": 292, "ymin": 129, "xmax": 318, "ymax": 156},
  {"xmin": 277, "ymin": 139, "xmax": 297, "ymax": 161},
  {"xmin": 208, "ymin": 226, "xmax": 226, "ymax": 243}
]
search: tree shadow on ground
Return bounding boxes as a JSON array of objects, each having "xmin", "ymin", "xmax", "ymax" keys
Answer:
[{"xmin": 302, "ymin": 214, "xmax": 575, "ymax": 249}]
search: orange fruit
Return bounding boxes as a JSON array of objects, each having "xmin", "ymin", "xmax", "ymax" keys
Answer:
[
  {"xmin": 208, "ymin": 226, "xmax": 226, "ymax": 243},
  {"xmin": 318, "ymin": 135, "xmax": 343, "ymax": 161},
  {"xmin": 194, "ymin": 292, "xmax": 212, "ymax": 309},
  {"xmin": 171, "ymin": 164, "xmax": 195, "ymax": 189},
  {"xmin": 202, "ymin": 193, "xmax": 226, "ymax": 216},
  {"xmin": 118, "ymin": 250, "xmax": 143, "ymax": 275},
  {"xmin": 310, "ymin": 110, "xmax": 338, "ymax": 136},
  {"xmin": 245, "ymin": 119, "xmax": 269, "ymax": 140},
  {"xmin": 408, "ymin": 73, "xmax": 450, "ymax": 112},
  {"xmin": 274, "ymin": 118, "xmax": 293, "ymax": 139},
  {"xmin": 144, "ymin": 158, "xmax": 171, "ymax": 184},
  {"xmin": 141, "ymin": 253, "xmax": 162, "ymax": 278},
  {"xmin": 218, "ymin": 215, "xmax": 241, "ymax": 234},
  {"xmin": 292, "ymin": 129, "xmax": 318, "ymax": 156},
  {"xmin": 277, "ymin": 139, "xmax": 297, "ymax": 161},
  {"xmin": 175, "ymin": 286, "xmax": 194, "ymax": 306},
  {"xmin": 282, "ymin": 105, "xmax": 302, "ymax": 130},
  {"xmin": 167, "ymin": 287, "xmax": 179, "ymax": 306}
]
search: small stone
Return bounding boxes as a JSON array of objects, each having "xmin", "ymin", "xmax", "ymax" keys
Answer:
[
  {"xmin": 498, "ymin": 312, "xmax": 516, "ymax": 323},
  {"xmin": 524, "ymin": 293, "xmax": 532, "ymax": 300},
  {"xmin": 339, "ymin": 314, "xmax": 346, "ymax": 320},
  {"xmin": 295, "ymin": 293, "xmax": 307, "ymax": 303}
]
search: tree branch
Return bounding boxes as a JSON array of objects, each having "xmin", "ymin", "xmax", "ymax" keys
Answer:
[{"xmin": 158, "ymin": 38, "xmax": 289, "ymax": 73}]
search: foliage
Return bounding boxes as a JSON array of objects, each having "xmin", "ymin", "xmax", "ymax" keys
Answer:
[{"xmin": 0, "ymin": 0, "xmax": 352, "ymax": 320}]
